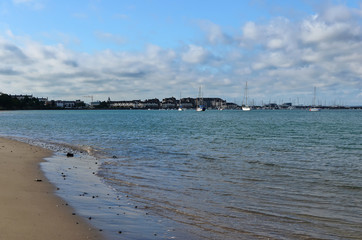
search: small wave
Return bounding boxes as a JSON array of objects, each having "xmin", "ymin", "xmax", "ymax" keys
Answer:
[
  {"xmin": 338, "ymin": 185, "xmax": 362, "ymax": 190},
  {"xmin": 7, "ymin": 136, "xmax": 111, "ymax": 162}
]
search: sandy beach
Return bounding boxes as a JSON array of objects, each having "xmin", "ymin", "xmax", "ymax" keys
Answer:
[{"xmin": 0, "ymin": 137, "xmax": 103, "ymax": 240}]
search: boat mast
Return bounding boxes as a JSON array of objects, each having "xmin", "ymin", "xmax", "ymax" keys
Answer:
[
  {"xmin": 313, "ymin": 86, "xmax": 316, "ymax": 107},
  {"xmin": 244, "ymin": 82, "xmax": 248, "ymax": 106},
  {"xmin": 198, "ymin": 86, "xmax": 203, "ymax": 105}
]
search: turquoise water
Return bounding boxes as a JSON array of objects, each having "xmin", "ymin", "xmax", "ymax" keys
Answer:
[{"xmin": 1, "ymin": 109, "xmax": 361, "ymax": 239}]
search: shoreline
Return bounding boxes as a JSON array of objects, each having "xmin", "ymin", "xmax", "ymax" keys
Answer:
[
  {"xmin": 0, "ymin": 137, "xmax": 104, "ymax": 240},
  {"xmin": 3, "ymin": 136, "xmax": 184, "ymax": 240}
]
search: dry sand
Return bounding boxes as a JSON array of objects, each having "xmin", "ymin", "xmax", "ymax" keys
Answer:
[{"xmin": 0, "ymin": 137, "xmax": 104, "ymax": 240}]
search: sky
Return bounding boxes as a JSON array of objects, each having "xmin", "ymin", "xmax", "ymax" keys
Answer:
[{"xmin": 0, "ymin": 0, "xmax": 361, "ymax": 106}]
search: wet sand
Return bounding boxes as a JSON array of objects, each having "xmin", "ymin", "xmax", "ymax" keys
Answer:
[{"xmin": 0, "ymin": 137, "xmax": 103, "ymax": 240}]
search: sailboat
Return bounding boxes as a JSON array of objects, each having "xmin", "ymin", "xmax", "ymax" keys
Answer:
[
  {"xmin": 242, "ymin": 82, "xmax": 251, "ymax": 111},
  {"xmin": 178, "ymin": 93, "xmax": 184, "ymax": 111},
  {"xmin": 196, "ymin": 86, "xmax": 206, "ymax": 111},
  {"xmin": 309, "ymin": 86, "xmax": 320, "ymax": 112}
]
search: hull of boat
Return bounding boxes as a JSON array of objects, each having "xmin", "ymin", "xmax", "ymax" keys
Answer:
[{"xmin": 196, "ymin": 105, "xmax": 206, "ymax": 111}]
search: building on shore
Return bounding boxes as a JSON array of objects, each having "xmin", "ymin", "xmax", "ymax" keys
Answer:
[
  {"xmin": 10, "ymin": 94, "xmax": 33, "ymax": 100},
  {"xmin": 161, "ymin": 97, "xmax": 177, "ymax": 109},
  {"xmin": 144, "ymin": 98, "xmax": 161, "ymax": 109},
  {"xmin": 109, "ymin": 100, "xmax": 138, "ymax": 109},
  {"xmin": 54, "ymin": 100, "xmax": 85, "ymax": 109}
]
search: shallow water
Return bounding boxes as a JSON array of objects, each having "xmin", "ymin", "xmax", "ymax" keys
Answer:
[{"xmin": 1, "ymin": 109, "xmax": 361, "ymax": 239}]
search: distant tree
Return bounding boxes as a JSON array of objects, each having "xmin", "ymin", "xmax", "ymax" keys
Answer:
[
  {"xmin": 18, "ymin": 96, "xmax": 46, "ymax": 109},
  {"xmin": 0, "ymin": 94, "xmax": 50, "ymax": 110},
  {"xmin": 94, "ymin": 101, "xmax": 109, "ymax": 109},
  {"xmin": 75, "ymin": 101, "xmax": 86, "ymax": 108},
  {"xmin": 0, "ymin": 94, "xmax": 21, "ymax": 110},
  {"xmin": 48, "ymin": 100, "xmax": 57, "ymax": 108}
]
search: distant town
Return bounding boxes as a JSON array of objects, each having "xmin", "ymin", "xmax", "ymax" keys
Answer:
[{"xmin": 0, "ymin": 93, "xmax": 361, "ymax": 110}]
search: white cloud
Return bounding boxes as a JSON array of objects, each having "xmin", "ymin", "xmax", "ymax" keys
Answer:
[
  {"xmin": 320, "ymin": 5, "xmax": 352, "ymax": 22},
  {"xmin": 236, "ymin": 4, "xmax": 362, "ymax": 105},
  {"xmin": 198, "ymin": 20, "xmax": 230, "ymax": 44},
  {"xmin": 242, "ymin": 21, "xmax": 259, "ymax": 40},
  {"xmin": 300, "ymin": 19, "xmax": 355, "ymax": 43},
  {"xmin": 181, "ymin": 44, "xmax": 209, "ymax": 64},
  {"xmin": 267, "ymin": 38, "xmax": 284, "ymax": 49},
  {"xmin": 0, "ymin": 3, "xmax": 361, "ymax": 105},
  {"xmin": 5, "ymin": 29, "xmax": 14, "ymax": 38}
]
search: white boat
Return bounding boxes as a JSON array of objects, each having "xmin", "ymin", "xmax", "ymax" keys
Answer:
[
  {"xmin": 242, "ymin": 82, "xmax": 251, "ymax": 111},
  {"xmin": 178, "ymin": 93, "xmax": 184, "ymax": 111},
  {"xmin": 196, "ymin": 106, "xmax": 205, "ymax": 111},
  {"xmin": 309, "ymin": 87, "xmax": 320, "ymax": 112},
  {"xmin": 196, "ymin": 86, "xmax": 206, "ymax": 111}
]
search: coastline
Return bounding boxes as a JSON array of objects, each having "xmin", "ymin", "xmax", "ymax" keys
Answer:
[{"xmin": 0, "ymin": 137, "xmax": 103, "ymax": 240}]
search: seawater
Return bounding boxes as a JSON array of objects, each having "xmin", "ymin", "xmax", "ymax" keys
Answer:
[{"xmin": 0, "ymin": 109, "xmax": 361, "ymax": 239}]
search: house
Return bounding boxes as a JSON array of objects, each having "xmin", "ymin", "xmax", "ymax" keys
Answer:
[
  {"xmin": 179, "ymin": 98, "xmax": 194, "ymax": 109},
  {"xmin": 203, "ymin": 98, "xmax": 227, "ymax": 109},
  {"xmin": 143, "ymin": 98, "xmax": 160, "ymax": 109},
  {"xmin": 110, "ymin": 100, "xmax": 138, "ymax": 109},
  {"xmin": 90, "ymin": 101, "xmax": 101, "ymax": 107},
  {"xmin": 10, "ymin": 94, "xmax": 33, "ymax": 100},
  {"xmin": 37, "ymin": 97, "xmax": 48, "ymax": 103},
  {"xmin": 55, "ymin": 100, "xmax": 82, "ymax": 108},
  {"xmin": 161, "ymin": 97, "xmax": 177, "ymax": 109}
]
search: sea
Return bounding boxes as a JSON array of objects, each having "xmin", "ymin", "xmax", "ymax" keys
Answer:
[{"xmin": 0, "ymin": 109, "xmax": 361, "ymax": 240}]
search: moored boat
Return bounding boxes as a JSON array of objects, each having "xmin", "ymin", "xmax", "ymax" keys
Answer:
[
  {"xmin": 196, "ymin": 86, "xmax": 206, "ymax": 111},
  {"xmin": 242, "ymin": 82, "xmax": 251, "ymax": 111},
  {"xmin": 309, "ymin": 87, "xmax": 321, "ymax": 112}
]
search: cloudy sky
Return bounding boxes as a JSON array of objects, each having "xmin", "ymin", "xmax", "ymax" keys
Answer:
[{"xmin": 0, "ymin": 0, "xmax": 361, "ymax": 105}]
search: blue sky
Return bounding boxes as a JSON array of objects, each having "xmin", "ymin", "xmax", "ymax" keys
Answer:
[{"xmin": 0, "ymin": 0, "xmax": 362, "ymax": 105}]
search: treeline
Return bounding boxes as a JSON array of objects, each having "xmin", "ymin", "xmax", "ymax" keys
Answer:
[{"xmin": 0, "ymin": 94, "xmax": 48, "ymax": 110}]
